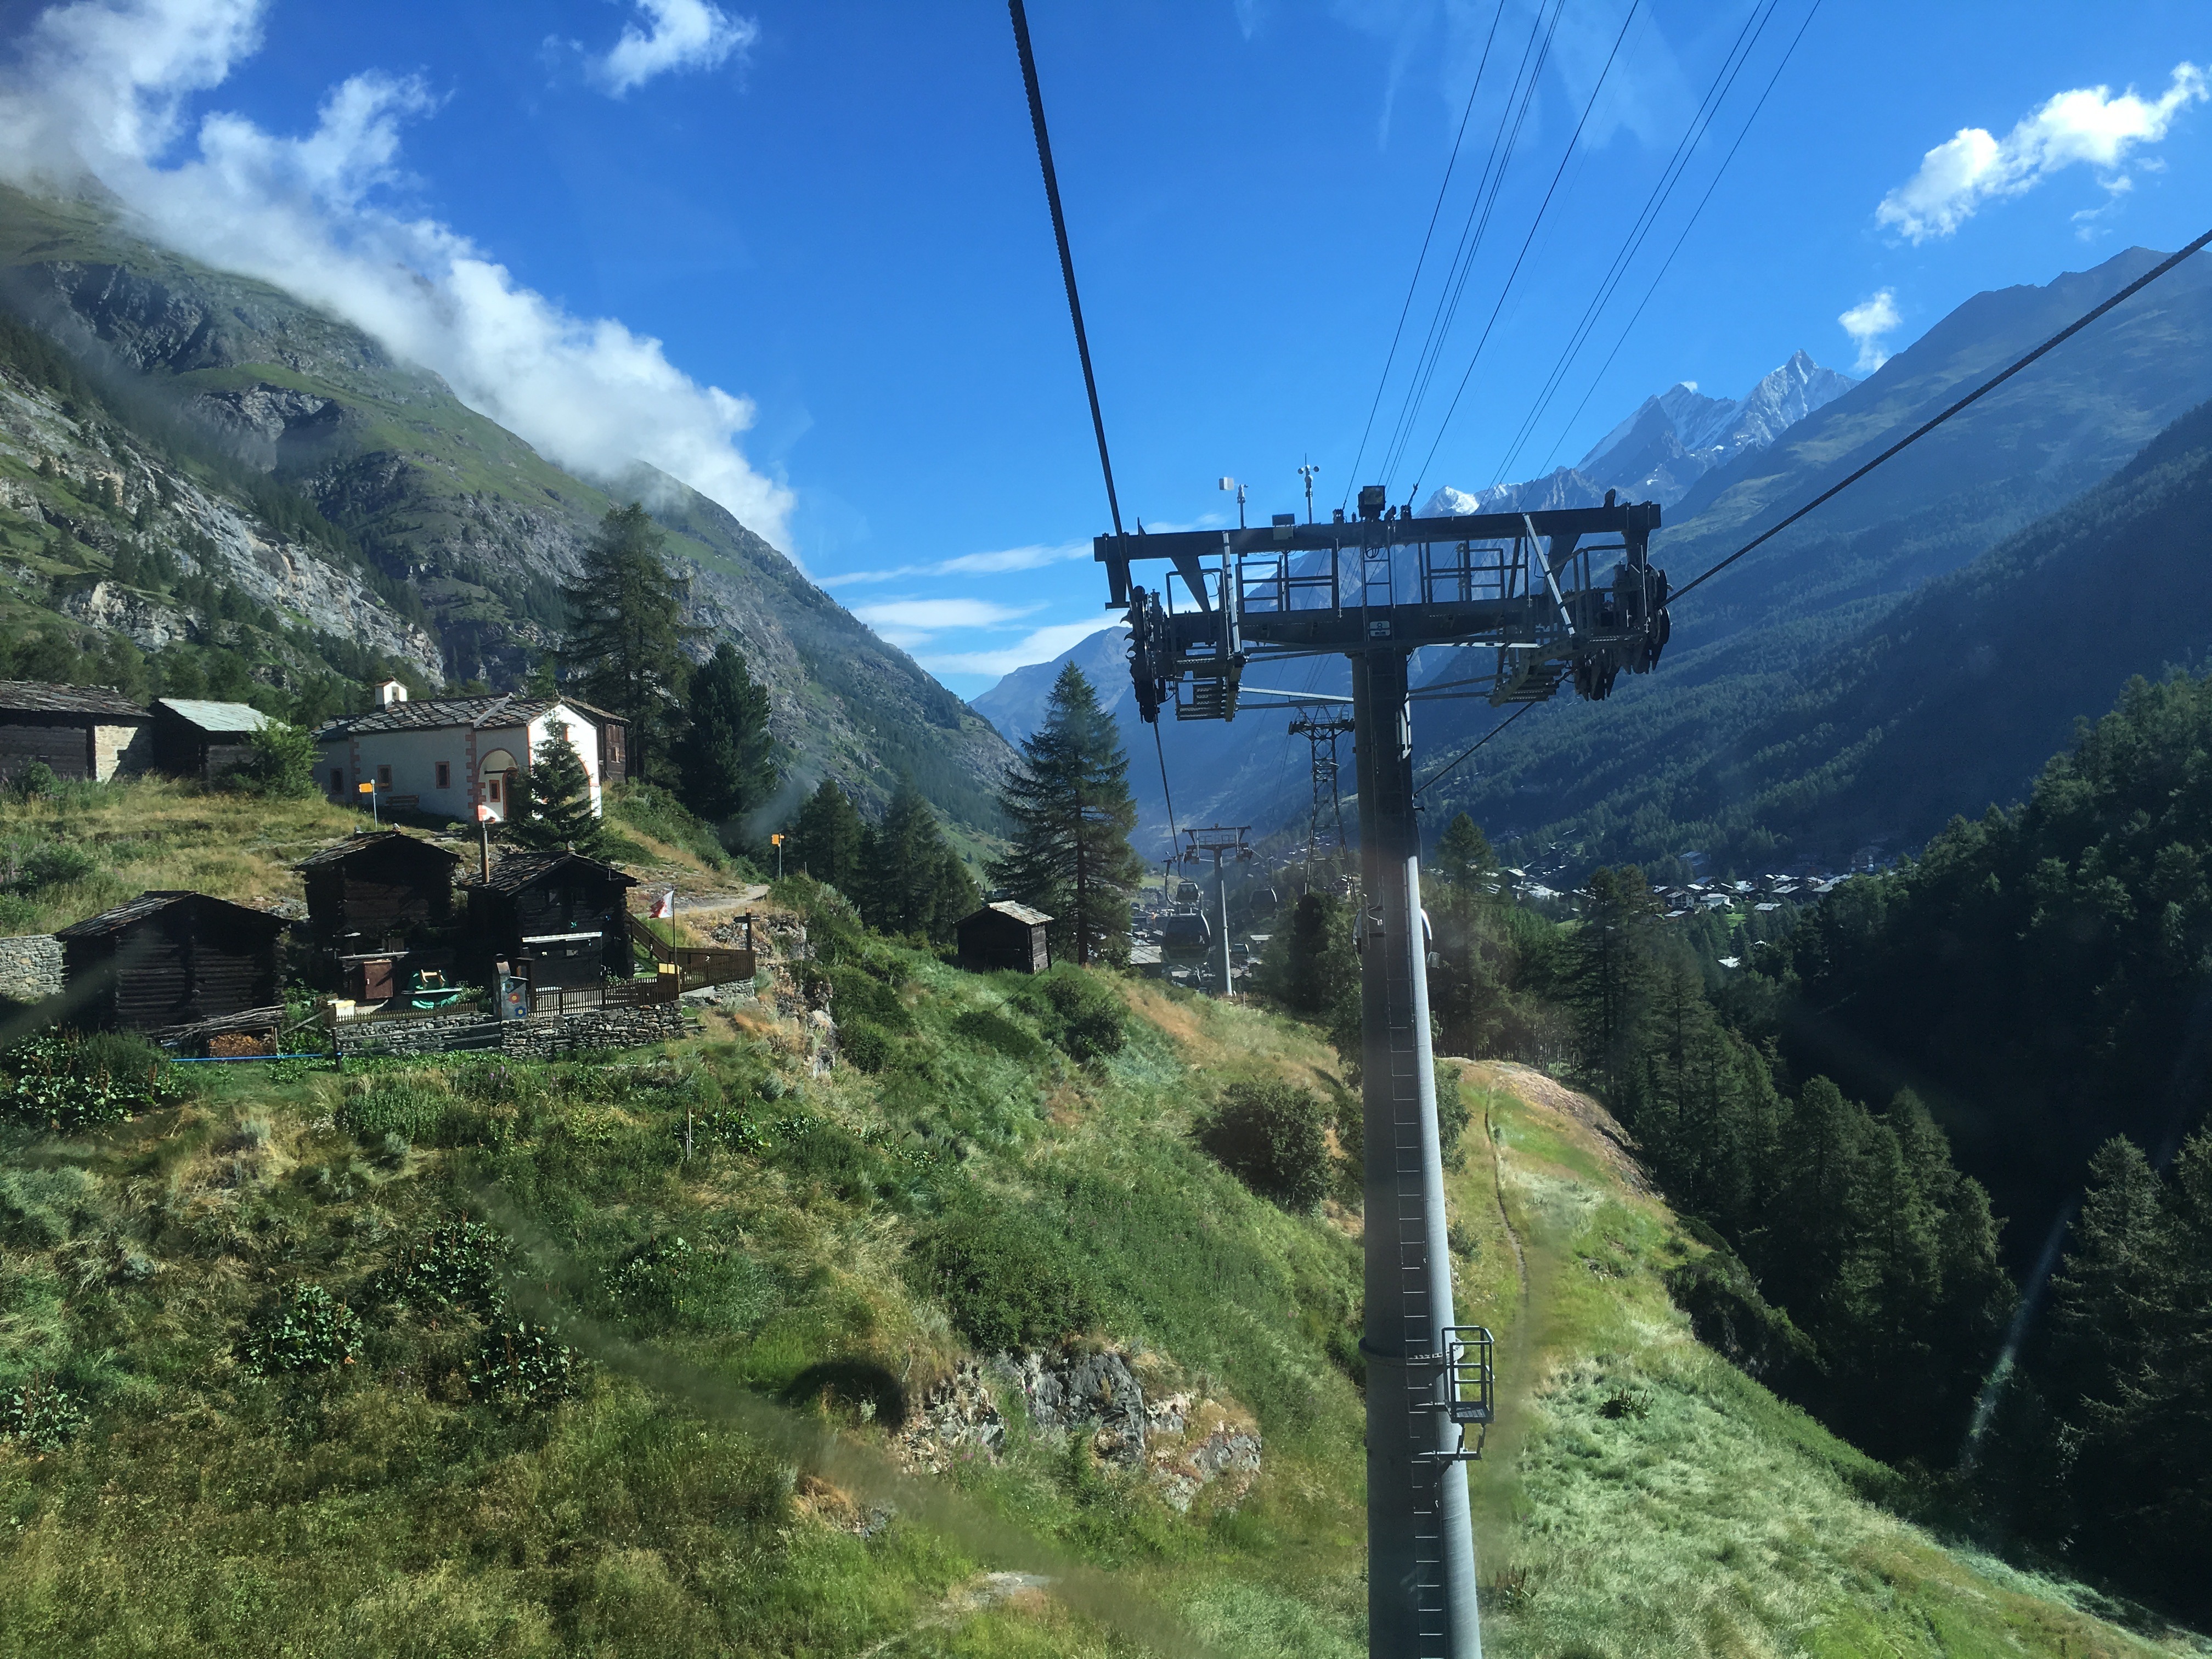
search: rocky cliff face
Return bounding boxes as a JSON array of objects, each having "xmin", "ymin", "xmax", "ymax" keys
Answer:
[{"xmin": 0, "ymin": 186, "xmax": 1011, "ymax": 827}]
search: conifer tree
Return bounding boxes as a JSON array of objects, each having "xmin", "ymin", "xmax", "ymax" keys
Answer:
[
  {"xmin": 673, "ymin": 641, "xmax": 775, "ymax": 823},
  {"xmin": 559, "ymin": 503, "xmax": 698, "ymax": 780},
  {"xmin": 859, "ymin": 775, "xmax": 977, "ymax": 943},
  {"xmin": 990, "ymin": 664, "xmax": 1145, "ymax": 967},
  {"xmin": 1568, "ymin": 866, "xmax": 1662, "ymax": 1102},
  {"xmin": 510, "ymin": 721, "xmax": 605, "ymax": 853},
  {"xmin": 1432, "ymin": 812, "xmax": 1499, "ymax": 894},
  {"xmin": 792, "ymin": 778, "xmax": 866, "ymax": 891}
]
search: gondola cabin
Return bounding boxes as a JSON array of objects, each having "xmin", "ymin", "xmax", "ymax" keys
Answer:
[
  {"xmin": 56, "ymin": 891, "xmax": 286, "ymax": 1034},
  {"xmin": 296, "ymin": 831, "xmax": 462, "ymax": 995},
  {"xmin": 462, "ymin": 850, "xmax": 637, "ymax": 991},
  {"xmin": 955, "ymin": 901, "xmax": 1053, "ymax": 974}
]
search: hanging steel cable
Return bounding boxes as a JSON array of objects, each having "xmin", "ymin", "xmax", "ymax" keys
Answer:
[
  {"xmin": 1340, "ymin": 0, "xmax": 1513, "ymax": 511},
  {"xmin": 1533, "ymin": 0, "xmax": 1824, "ymax": 476},
  {"xmin": 1374, "ymin": 0, "xmax": 1568, "ymax": 495},
  {"xmin": 1008, "ymin": 0, "xmax": 1124, "ymax": 537},
  {"xmin": 1404, "ymin": 0, "xmax": 1643, "ymax": 502},
  {"xmin": 1486, "ymin": 0, "xmax": 1782, "ymax": 487}
]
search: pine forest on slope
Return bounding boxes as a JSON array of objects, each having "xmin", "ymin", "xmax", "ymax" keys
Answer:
[{"xmin": 0, "ymin": 183, "xmax": 1012, "ymax": 833}]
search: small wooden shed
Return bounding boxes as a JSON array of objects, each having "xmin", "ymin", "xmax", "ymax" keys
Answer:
[
  {"xmin": 462, "ymin": 850, "xmax": 638, "ymax": 991},
  {"xmin": 0, "ymin": 682, "xmax": 151, "ymax": 783},
  {"xmin": 297, "ymin": 831, "xmax": 462, "ymax": 994},
  {"xmin": 956, "ymin": 901, "xmax": 1053, "ymax": 974},
  {"xmin": 56, "ymin": 890, "xmax": 286, "ymax": 1033},
  {"xmin": 153, "ymin": 698, "xmax": 270, "ymax": 782}
]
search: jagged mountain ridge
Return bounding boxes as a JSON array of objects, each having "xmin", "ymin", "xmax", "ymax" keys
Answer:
[
  {"xmin": 0, "ymin": 184, "xmax": 1011, "ymax": 829},
  {"xmin": 1421, "ymin": 349, "xmax": 1856, "ymax": 516}
]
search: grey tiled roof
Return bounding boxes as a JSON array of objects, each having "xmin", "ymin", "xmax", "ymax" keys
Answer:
[
  {"xmin": 973, "ymin": 900, "xmax": 1052, "ymax": 927},
  {"xmin": 295, "ymin": 830, "xmax": 462, "ymax": 871},
  {"xmin": 0, "ymin": 681, "xmax": 148, "ymax": 719},
  {"xmin": 156, "ymin": 699, "xmax": 271, "ymax": 734},
  {"xmin": 463, "ymin": 849, "xmax": 637, "ymax": 895},
  {"xmin": 55, "ymin": 889, "xmax": 289, "ymax": 938},
  {"xmin": 314, "ymin": 695, "xmax": 628, "ymax": 742}
]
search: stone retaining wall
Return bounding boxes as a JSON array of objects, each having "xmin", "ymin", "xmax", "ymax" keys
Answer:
[
  {"xmin": 335, "ymin": 1002, "xmax": 687, "ymax": 1060},
  {"xmin": 0, "ymin": 935, "xmax": 63, "ymax": 1003}
]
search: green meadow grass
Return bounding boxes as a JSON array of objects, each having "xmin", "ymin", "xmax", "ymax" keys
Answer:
[{"xmin": 0, "ymin": 943, "xmax": 2198, "ymax": 1656}]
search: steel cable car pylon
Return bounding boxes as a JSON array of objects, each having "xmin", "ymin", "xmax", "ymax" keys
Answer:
[{"xmin": 1105, "ymin": 491, "xmax": 1664, "ymax": 1657}]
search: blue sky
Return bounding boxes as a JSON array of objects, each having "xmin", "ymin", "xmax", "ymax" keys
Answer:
[{"xmin": 2, "ymin": 1, "xmax": 2207, "ymax": 695}]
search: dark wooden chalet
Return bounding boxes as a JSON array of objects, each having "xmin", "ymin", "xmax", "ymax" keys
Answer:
[
  {"xmin": 297, "ymin": 830, "xmax": 462, "ymax": 996},
  {"xmin": 0, "ymin": 681, "xmax": 151, "ymax": 783},
  {"xmin": 956, "ymin": 901, "xmax": 1053, "ymax": 974},
  {"xmin": 461, "ymin": 850, "xmax": 638, "ymax": 991},
  {"xmin": 153, "ymin": 698, "xmax": 270, "ymax": 782},
  {"xmin": 56, "ymin": 890, "xmax": 286, "ymax": 1034}
]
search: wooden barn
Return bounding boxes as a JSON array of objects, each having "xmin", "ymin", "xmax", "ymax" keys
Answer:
[
  {"xmin": 296, "ymin": 831, "xmax": 462, "ymax": 996},
  {"xmin": 956, "ymin": 901, "xmax": 1053, "ymax": 974},
  {"xmin": 0, "ymin": 682, "xmax": 151, "ymax": 783},
  {"xmin": 56, "ymin": 891, "xmax": 286, "ymax": 1034},
  {"xmin": 153, "ymin": 698, "xmax": 270, "ymax": 782},
  {"xmin": 462, "ymin": 850, "xmax": 638, "ymax": 991}
]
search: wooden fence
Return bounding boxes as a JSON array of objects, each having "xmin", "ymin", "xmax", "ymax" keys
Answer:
[{"xmin": 626, "ymin": 913, "xmax": 757, "ymax": 992}]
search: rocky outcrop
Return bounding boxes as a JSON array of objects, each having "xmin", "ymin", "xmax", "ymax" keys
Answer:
[
  {"xmin": 893, "ymin": 1346, "xmax": 1264, "ymax": 1512},
  {"xmin": 57, "ymin": 580, "xmax": 193, "ymax": 651}
]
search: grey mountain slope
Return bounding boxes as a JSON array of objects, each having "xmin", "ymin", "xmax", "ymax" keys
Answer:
[
  {"xmin": 996, "ymin": 246, "xmax": 2212, "ymax": 870},
  {"xmin": 0, "ymin": 184, "xmax": 1010, "ymax": 830}
]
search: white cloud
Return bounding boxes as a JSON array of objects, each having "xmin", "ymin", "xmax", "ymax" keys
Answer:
[
  {"xmin": 918, "ymin": 621, "xmax": 1124, "ymax": 680},
  {"xmin": 0, "ymin": 0, "xmax": 794, "ymax": 546},
  {"xmin": 820, "ymin": 541, "xmax": 1089, "ymax": 589},
  {"xmin": 1838, "ymin": 289, "xmax": 1900, "ymax": 375},
  {"xmin": 590, "ymin": 0, "xmax": 757, "ymax": 98},
  {"xmin": 1876, "ymin": 63, "xmax": 2207, "ymax": 243}
]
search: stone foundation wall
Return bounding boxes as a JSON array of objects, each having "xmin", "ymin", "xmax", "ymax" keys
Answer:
[
  {"xmin": 0, "ymin": 935, "xmax": 63, "ymax": 1003},
  {"xmin": 336, "ymin": 1002, "xmax": 687, "ymax": 1060}
]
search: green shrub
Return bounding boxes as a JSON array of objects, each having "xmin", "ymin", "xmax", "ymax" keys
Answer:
[
  {"xmin": 1197, "ymin": 1080, "xmax": 1331, "ymax": 1211},
  {"xmin": 15, "ymin": 842, "xmax": 94, "ymax": 892},
  {"xmin": 0, "ymin": 1032, "xmax": 181, "ymax": 1131},
  {"xmin": 337, "ymin": 1079, "xmax": 448, "ymax": 1144},
  {"xmin": 840, "ymin": 1018, "xmax": 890, "ymax": 1073},
  {"xmin": 951, "ymin": 1007, "xmax": 1046, "ymax": 1063},
  {"xmin": 607, "ymin": 782, "xmax": 731, "ymax": 871},
  {"xmin": 7, "ymin": 761, "xmax": 58, "ymax": 804},
  {"xmin": 243, "ymin": 1285, "xmax": 364, "ymax": 1374},
  {"xmin": 468, "ymin": 1320, "xmax": 583, "ymax": 1410},
  {"xmin": 232, "ymin": 720, "xmax": 319, "ymax": 798},
  {"xmin": 825, "ymin": 963, "xmax": 910, "ymax": 1032},
  {"xmin": 378, "ymin": 1220, "xmax": 508, "ymax": 1317},
  {"xmin": 905, "ymin": 1204, "xmax": 1099, "ymax": 1351},
  {"xmin": 1018, "ymin": 967, "xmax": 1125, "ymax": 1061},
  {"xmin": 607, "ymin": 1234, "xmax": 697, "ymax": 1317},
  {"xmin": 1, "ymin": 1376, "xmax": 84, "ymax": 1451}
]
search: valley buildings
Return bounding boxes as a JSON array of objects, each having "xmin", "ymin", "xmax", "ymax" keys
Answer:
[
  {"xmin": 314, "ymin": 682, "xmax": 626, "ymax": 824},
  {"xmin": 151, "ymin": 698, "xmax": 270, "ymax": 783},
  {"xmin": 0, "ymin": 681, "xmax": 151, "ymax": 783},
  {"xmin": 57, "ymin": 890, "xmax": 286, "ymax": 1033}
]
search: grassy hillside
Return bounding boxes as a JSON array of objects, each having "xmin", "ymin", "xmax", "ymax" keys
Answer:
[{"xmin": 0, "ymin": 800, "xmax": 2195, "ymax": 1653}]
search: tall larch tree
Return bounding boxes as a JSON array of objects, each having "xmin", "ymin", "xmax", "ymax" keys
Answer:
[
  {"xmin": 792, "ymin": 778, "xmax": 866, "ymax": 892},
  {"xmin": 990, "ymin": 663, "xmax": 1146, "ymax": 967},
  {"xmin": 560, "ymin": 502, "xmax": 698, "ymax": 781}
]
